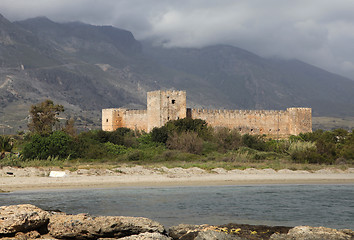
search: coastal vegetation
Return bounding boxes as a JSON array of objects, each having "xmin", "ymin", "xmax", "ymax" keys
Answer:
[{"xmin": 0, "ymin": 101, "xmax": 353, "ymax": 170}]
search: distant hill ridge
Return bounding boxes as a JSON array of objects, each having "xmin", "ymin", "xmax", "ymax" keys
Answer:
[{"xmin": 0, "ymin": 14, "xmax": 354, "ymax": 132}]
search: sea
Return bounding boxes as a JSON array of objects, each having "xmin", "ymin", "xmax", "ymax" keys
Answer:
[{"xmin": 1, "ymin": 184, "xmax": 353, "ymax": 229}]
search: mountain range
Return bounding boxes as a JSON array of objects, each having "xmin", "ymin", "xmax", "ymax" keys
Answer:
[{"xmin": 1, "ymin": 13, "xmax": 354, "ymax": 133}]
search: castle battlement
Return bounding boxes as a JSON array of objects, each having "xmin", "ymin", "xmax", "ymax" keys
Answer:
[{"xmin": 102, "ymin": 90, "xmax": 312, "ymax": 136}]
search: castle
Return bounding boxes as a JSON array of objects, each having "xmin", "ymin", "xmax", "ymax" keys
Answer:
[{"xmin": 102, "ymin": 90, "xmax": 312, "ymax": 137}]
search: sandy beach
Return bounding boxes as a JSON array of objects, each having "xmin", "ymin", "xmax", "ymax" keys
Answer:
[{"xmin": 1, "ymin": 166, "xmax": 354, "ymax": 192}]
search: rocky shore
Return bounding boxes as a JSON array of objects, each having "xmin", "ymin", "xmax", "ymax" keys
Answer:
[{"xmin": 0, "ymin": 204, "xmax": 353, "ymax": 240}]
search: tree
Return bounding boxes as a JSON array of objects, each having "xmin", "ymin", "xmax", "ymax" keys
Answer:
[
  {"xmin": 62, "ymin": 118, "xmax": 77, "ymax": 137},
  {"xmin": 0, "ymin": 135, "xmax": 13, "ymax": 159},
  {"xmin": 28, "ymin": 100, "xmax": 64, "ymax": 135}
]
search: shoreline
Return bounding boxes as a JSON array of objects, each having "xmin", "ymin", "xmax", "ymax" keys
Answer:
[{"xmin": 1, "ymin": 166, "xmax": 354, "ymax": 192}]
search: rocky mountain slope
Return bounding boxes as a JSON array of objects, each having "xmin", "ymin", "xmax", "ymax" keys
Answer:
[{"xmin": 1, "ymin": 14, "xmax": 354, "ymax": 133}]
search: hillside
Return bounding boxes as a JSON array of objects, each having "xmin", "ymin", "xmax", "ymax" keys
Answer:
[{"xmin": 1, "ymin": 14, "xmax": 354, "ymax": 133}]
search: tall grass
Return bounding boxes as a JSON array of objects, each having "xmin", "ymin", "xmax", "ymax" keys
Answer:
[{"xmin": 288, "ymin": 141, "xmax": 316, "ymax": 155}]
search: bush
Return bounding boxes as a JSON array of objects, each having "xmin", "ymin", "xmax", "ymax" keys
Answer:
[
  {"xmin": 265, "ymin": 140, "xmax": 290, "ymax": 153},
  {"xmin": 126, "ymin": 150, "xmax": 144, "ymax": 161},
  {"xmin": 167, "ymin": 131, "xmax": 204, "ymax": 155},
  {"xmin": 212, "ymin": 128, "xmax": 242, "ymax": 152},
  {"xmin": 22, "ymin": 131, "xmax": 74, "ymax": 160},
  {"xmin": 288, "ymin": 141, "xmax": 316, "ymax": 155},
  {"xmin": 291, "ymin": 148, "xmax": 327, "ymax": 164},
  {"xmin": 166, "ymin": 118, "xmax": 212, "ymax": 140},
  {"xmin": 151, "ymin": 126, "xmax": 169, "ymax": 144},
  {"xmin": 104, "ymin": 142, "xmax": 127, "ymax": 155},
  {"xmin": 0, "ymin": 135, "xmax": 13, "ymax": 158},
  {"xmin": 241, "ymin": 134, "xmax": 266, "ymax": 151}
]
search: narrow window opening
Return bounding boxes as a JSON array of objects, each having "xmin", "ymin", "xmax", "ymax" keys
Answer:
[
  {"xmin": 172, "ymin": 99, "xmax": 176, "ymax": 104},
  {"xmin": 167, "ymin": 117, "xmax": 170, "ymax": 120},
  {"xmin": 106, "ymin": 119, "xmax": 109, "ymax": 122}
]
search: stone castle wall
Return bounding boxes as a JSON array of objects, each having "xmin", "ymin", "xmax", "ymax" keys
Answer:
[
  {"xmin": 191, "ymin": 108, "xmax": 312, "ymax": 137},
  {"xmin": 147, "ymin": 90, "xmax": 186, "ymax": 132},
  {"xmin": 102, "ymin": 108, "xmax": 147, "ymax": 132},
  {"xmin": 102, "ymin": 90, "xmax": 312, "ymax": 137}
]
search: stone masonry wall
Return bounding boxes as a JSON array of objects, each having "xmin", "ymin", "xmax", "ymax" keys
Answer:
[
  {"xmin": 102, "ymin": 108, "xmax": 147, "ymax": 132},
  {"xmin": 123, "ymin": 109, "xmax": 148, "ymax": 132},
  {"xmin": 147, "ymin": 90, "xmax": 186, "ymax": 132},
  {"xmin": 191, "ymin": 109, "xmax": 291, "ymax": 138},
  {"xmin": 288, "ymin": 108, "xmax": 312, "ymax": 135}
]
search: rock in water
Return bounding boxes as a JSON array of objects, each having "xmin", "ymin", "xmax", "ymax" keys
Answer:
[
  {"xmin": 48, "ymin": 213, "xmax": 165, "ymax": 239},
  {"xmin": 0, "ymin": 204, "xmax": 49, "ymax": 235},
  {"xmin": 270, "ymin": 226, "xmax": 354, "ymax": 240}
]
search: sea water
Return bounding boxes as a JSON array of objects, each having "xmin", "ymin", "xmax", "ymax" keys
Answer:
[{"xmin": 1, "ymin": 184, "xmax": 353, "ymax": 229}]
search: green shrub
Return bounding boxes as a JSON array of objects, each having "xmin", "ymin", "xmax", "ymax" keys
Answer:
[
  {"xmin": 151, "ymin": 126, "xmax": 169, "ymax": 143},
  {"xmin": 0, "ymin": 153, "xmax": 21, "ymax": 167},
  {"xmin": 108, "ymin": 128, "xmax": 134, "ymax": 146},
  {"xmin": 167, "ymin": 131, "xmax": 204, "ymax": 155},
  {"xmin": 22, "ymin": 131, "xmax": 74, "ymax": 160},
  {"xmin": 212, "ymin": 128, "xmax": 242, "ymax": 152},
  {"xmin": 166, "ymin": 118, "xmax": 212, "ymax": 140},
  {"xmin": 291, "ymin": 148, "xmax": 327, "ymax": 164},
  {"xmin": 126, "ymin": 150, "xmax": 144, "ymax": 161},
  {"xmin": 0, "ymin": 135, "xmax": 13, "ymax": 158},
  {"xmin": 241, "ymin": 134, "xmax": 266, "ymax": 151},
  {"xmin": 288, "ymin": 141, "xmax": 316, "ymax": 155},
  {"xmin": 72, "ymin": 136, "xmax": 107, "ymax": 159},
  {"xmin": 104, "ymin": 142, "xmax": 127, "ymax": 155},
  {"xmin": 265, "ymin": 140, "xmax": 290, "ymax": 153}
]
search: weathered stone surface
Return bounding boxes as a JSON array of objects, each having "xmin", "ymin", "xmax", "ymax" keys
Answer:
[
  {"xmin": 118, "ymin": 232, "xmax": 172, "ymax": 240},
  {"xmin": 14, "ymin": 230, "xmax": 41, "ymax": 240},
  {"xmin": 169, "ymin": 224, "xmax": 207, "ymax": 239},
  {"xmin": 0, "ymin": 204, "xmax": 49, "ymax": 235},
  {"xmin": 270, "ymin": 226, "xmax": 354, "ymax": 240},
  {"xmin": 194, "ymin": 230, "xmax": 241, "ymax": 240},
  {"xmin": 169, "ymin": 224, "xmax": 244, "ymax": 240},
  {"xmin": 48, "ymin": 213, "xmax": 165, "ymax": 239}
]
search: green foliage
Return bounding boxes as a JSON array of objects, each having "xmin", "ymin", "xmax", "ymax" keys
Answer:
[
  {"xmin": 212, "ymin": 128, "xmax": 242, "ymax": 152},
  {"xmin": 3, "ymin": 124, "xmax": 353, "ymax": 167},
  {"xmin": 165, "ymin": 118, "xmax": 212, "ymax": 140},
  {"xmin": 166, "ymin": 131, "xmax": 204, "ymax": 155},
  {"xmin": 22, "ymin": 131, "xmax": 74, "ymax": 160},
  {"xmin": 0, "ymin": 135, "xmax": 13, "ymax": 157},
  {"xmin": 84, "ymin": 128, "xmax": 136, "ymax": 147},
  {"xmin": 0, "ymin": 153, "xmax": 21, "ymax": 167},
  {"xmin": 291, "ymin": 149, "xmax": 326, "ymax": 164},
  {"xmin": 62, "ymin": 118, "xmax": 77, "ymax": 137},
  {"xmin": 287, "ymin": 141, "xmax": 316, "ymax": 155},
  {"xmin": 241, "ymin": 134, "xmax": 266, "ymax": 151},
  {"xmin": 265, "ymin": 140, "xmax": 290, "ymax": 153},
  {"xmin": 290, "ymin": 128, "xmax": 354, "ymax": 164},
  {"xmin": 151, "ymin": 126, "xmax": 169, "ymax": 143},
  {"xmin": 126, "ymin": 150, "xmax": 144, "ymax": 161},
  {"xmin": 28, "ymin": 100, "xmax": 64, "ymax": 135},
  {"xmin": 104, "ymin": 142, "xmax": 127, "ymax": 155}
]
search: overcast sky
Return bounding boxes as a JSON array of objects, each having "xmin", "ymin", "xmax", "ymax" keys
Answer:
[{"xmin": 1, "ymin": 0, "xmax": 354, "ymax": 80}]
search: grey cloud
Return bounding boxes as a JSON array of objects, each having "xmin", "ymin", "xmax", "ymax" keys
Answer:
[{"xmin": 0, "ymin": 0, "xmax": 353, "ymax": 79}]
